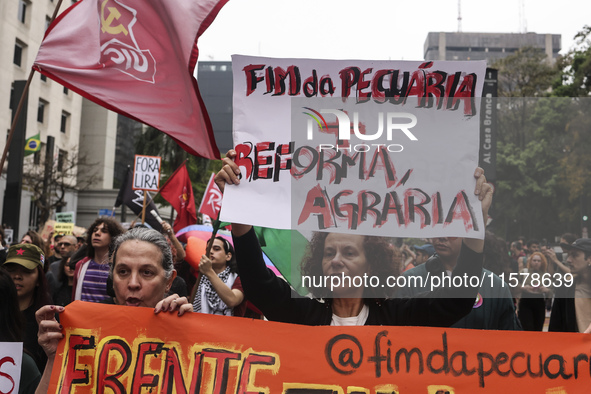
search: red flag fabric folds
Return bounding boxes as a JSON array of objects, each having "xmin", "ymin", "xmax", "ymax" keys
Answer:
[
  {"xmin": 33, "ymin": 0, "xmax": 227, "ymax": 159},
  {"xmin": 198, "ymin": 172, "xmax": 222, "ymax": 220},
  {"xmin": 160, "ymin": 162, "xmax": 197, "ymax": 233}
]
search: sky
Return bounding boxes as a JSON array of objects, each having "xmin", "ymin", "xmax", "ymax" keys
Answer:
[{"xmin": 198, "ymin": 0, "xmax": 591, "ymax": 61}]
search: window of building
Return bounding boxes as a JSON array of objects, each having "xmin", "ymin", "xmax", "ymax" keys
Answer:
[
  {"xmin": 37, "ymin": 99, "xmax": 48, "ymax": 123},
  {"xmin": 40, "ymin": 74, "xmax": 47, "ymax": 82},
  {"xmin": 60, "ymin": 111, "xmax": 69, "ymax": 133},
  {"xmin": 45, "ymin": 15, "xmax": 51, "ymax": 31},
  {"xmin": 18, "ymin": 0, "xmax": 28, "ymax": 23},
  {"xmin": 29, "ymin": 200, "xmax": 41, "ymax": 229},
  {"xmin": 63, "ymin": 86, "xmax": 68, "ymax": 95},
  {"xmin": 13, "ymin": 41, "xmax": 24, "ymax": 67},
  {"xmin": 9, "ymin": 86, "xmax": 14, "ymax": 110},
  {"xmin": 57, "ymin": 149, "xmax": 67, "ymax": 172}
]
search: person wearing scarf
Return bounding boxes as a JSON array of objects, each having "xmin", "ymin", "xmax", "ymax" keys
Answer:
[{"xmin": 192, "ymin": 237, "xmax": 244, "ymax": 316}]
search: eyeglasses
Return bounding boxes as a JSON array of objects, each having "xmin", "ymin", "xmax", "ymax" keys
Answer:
[{"xmin": 57, "ymin": 242, "xmax": 73, "ymax": 247}]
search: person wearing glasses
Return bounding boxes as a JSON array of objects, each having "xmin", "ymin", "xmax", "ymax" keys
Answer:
[{"xmin": 45, "ymin": 235, "xmax": 78, "ymax": 292}]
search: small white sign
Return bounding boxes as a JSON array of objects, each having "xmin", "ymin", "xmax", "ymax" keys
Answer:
[
  {"xmin": 0, "ymin": 342, "xmax": 22, "ymax": 394},
  {"xmin": 4, "ymin": 229, "xmax": 13, "ymax": 245},
  {"xmin": 133, "ymin": 155, "xmax": 162, "ymax": 191}
]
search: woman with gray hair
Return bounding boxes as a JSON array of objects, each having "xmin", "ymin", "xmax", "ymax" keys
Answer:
[
  {"xmin": 108, "ymin": 227, "xmax": 176, "ymax": 307},
  {"xmin": 34, "ymin": 227, "xmax": 191, "ymax": 393}
]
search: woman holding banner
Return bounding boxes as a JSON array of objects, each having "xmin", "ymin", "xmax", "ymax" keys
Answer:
[
  {"xmin": 34, "ymin": 227, "xmax": 191, "ymax": 393},
  {"xmin": 213, "ymin": 150, "xmax": 493, "ymax": 326}
]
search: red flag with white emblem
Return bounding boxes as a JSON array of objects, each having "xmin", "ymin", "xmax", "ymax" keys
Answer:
[
  {"xmin": 198, "ymin": 172, "xmax": 222, "ymax": 220},
  {"xmin": 159, "ymin": 162, "xmax": 197, "ymax": 232},
  {"xmin": 33, "ymin": 0, "xmax": 228, "ymax": 160}
]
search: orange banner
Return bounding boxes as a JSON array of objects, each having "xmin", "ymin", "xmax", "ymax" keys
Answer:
[{"xmin": 49, "ymin": 301, "xmax": 591, "ymax": 393}]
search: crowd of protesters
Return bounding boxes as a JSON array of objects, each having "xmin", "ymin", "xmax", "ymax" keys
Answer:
[{"xmin": 1, "ymin": 157, "xmax": 591, "ymax": 393}]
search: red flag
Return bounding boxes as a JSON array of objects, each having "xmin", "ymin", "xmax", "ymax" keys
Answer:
[
  {"xmin": 32, "ymin": 0, "xmax": 227, "ymax": 160},
  {"xmin": 198, "ymin": 172, "xmax": 222, "ymax": 219},
  {"xmin": 160, "ymin": 163, "xmax": 197, "ymax": 232}
]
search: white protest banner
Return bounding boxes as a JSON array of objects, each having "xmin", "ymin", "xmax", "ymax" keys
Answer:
[
  {"xmin": 0, "ymin": 342, "xmax": 22, "ymax": 394},
  {"xmin": 222, "ymin": 55, "xmax": 486, "ymax": 238},
  {"xmin": 132, "ymin": 155, "xmax": 161, "ymax": 191},
  {"xmin": 4, "ymin": 229, "xmax": 13, "ymax": 245}
]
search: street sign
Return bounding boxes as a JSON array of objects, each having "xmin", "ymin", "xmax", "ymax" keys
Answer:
[{"xmin": 98, "ymin": 209, "xmax": 114, "ymax": 217}]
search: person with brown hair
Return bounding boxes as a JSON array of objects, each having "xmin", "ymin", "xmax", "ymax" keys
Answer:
[
  {"xmin": 20, "ymin": 230, "xmax": 49, "ymax": 265},
  {"xmin": 3, "ymin": 243, "xmax": 52, "ymax": 371},
  {"xmin": 72, "ymin": 217, "xmax": 124, "ymax": 303},
  {"xmin": 0, "ymin": 267, "xmax": 41, "ymax": 393}
]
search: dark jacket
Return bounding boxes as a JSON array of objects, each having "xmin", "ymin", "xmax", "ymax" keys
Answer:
[
  {"xmin": 549, "ymin": 281, "xmax": 578, "ymax": 332},
  {"xmin": 397, "ymin": 256, "xmax": 522, "ymax": 330},
  {"xmin": 233, "ymin": 228, "xmax": 483, "ymax": 326}
]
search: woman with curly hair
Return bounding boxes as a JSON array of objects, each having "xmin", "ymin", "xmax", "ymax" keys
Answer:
[
  {"xmin": 300, "ymin": 232, "xmax": 401, "ymax": 300},
  {"xmin": 212, "ymin": 150, "xmax": 492, "ymax": 327},
  {"xmin": 518, "ymin": 251, "xmax": 551, "ymax": 331}
]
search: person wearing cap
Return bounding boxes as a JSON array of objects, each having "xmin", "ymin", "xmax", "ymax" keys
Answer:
[
  {"xmin": 400, "ymin": 243, "xmax": 434, "ymax": 272},
  {"xmin": 543, "ymin": 233, "xmax": 577, "ymax": 275},
  {"xmin": 414, "ymin": 243, "xmax": 435, "ymax": 264},
  {"xmin": 3, "ymin": 243, "xmax": 52, "ymax": 372},
  {"xmin": 20, "ymin": 230, "xmax": 50, "ymax": 267},
  {"xmin": 0, "ymin": 267, "xmax": 41, "ymax": 393},
  {"xmin": 549, "ymin": 238, "xmax": 591, "ymax": 332}
]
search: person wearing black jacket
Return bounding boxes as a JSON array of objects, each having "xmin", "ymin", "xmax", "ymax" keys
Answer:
[
  {"xmin": 549, "ymin": 238, "xmax": 591, "ymax": 333},
  {"xmin": 214, "ymin": 150, "xmax": 493, "ymax": 327}
]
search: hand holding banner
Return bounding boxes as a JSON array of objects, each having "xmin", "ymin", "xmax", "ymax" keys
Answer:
[
  {"xmin": 221, "ymin": 56, "xmax": 487, "ymax": 239},
  {"xmin": 47, "ymin": 302, "xmax": 591, "ymax": 393}
]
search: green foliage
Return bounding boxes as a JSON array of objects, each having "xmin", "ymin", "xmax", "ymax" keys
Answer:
[
  {"xmin": 553, "ymin": 25, "xmax": 591, "ymax": 97},
  {"xmin": 134, "ymin": 127, "xmax": 223, "ymax": 217},
  {"xmin": 488, "ymin": 26, "xmax": 591, "ymax": 241},
  {"xmin": 494, "ymin": 47, "xmax": 558, "ymax": 98}
]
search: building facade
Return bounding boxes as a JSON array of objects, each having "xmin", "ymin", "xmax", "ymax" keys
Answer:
[
  {"xmin": 424, "ymin": 32, "xmax": 561, "ymax": 64},
  {"xmin": 0, "ymin": 0, "xmax": 125, "ymax": 235},
  {"xmin": 197, "ymin": 61, "xmax": 234, "ymax": 154}
]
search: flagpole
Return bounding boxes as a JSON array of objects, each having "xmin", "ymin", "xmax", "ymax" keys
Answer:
[
  {"xmin": 0, "ymin": 0, "xmax": 65, "ymax": 173},
  {"xmin": 0, "ymin": 70, "xmax": 35, "ymax": 173},
  {"xmin": 141, "ymin": 190, "xmax": 147, "ymax": 225}
]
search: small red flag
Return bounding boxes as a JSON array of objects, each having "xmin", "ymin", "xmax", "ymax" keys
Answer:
[
  {"xmin": 160, "ymin": 163, "xmax": 197, "ymax": 232},
  {"xmin": 33, "ymin": 0, "xmax": 228, "ymax": 160},
  {"xmin": 198, "ymin": 172, "xmax": 223, "ymax": 219}
]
